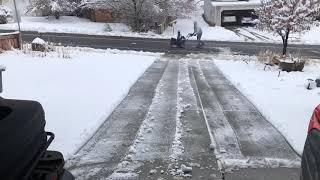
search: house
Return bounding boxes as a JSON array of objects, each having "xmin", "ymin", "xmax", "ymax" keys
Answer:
[
  {"xmin": 76, "ymin": 1, "xmax": 176, "ymax": 34},
  {"xmin": 75, "ymin": 1, "xmax": 119, "ymax": 23},
  {"xmin": 204, "ymin": 0, "xmax": 260, "ymax": 26}
]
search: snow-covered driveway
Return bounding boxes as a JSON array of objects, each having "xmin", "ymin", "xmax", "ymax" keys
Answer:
[{"xmin": 66, "ymin": 54, "xmax": 301, "ymax": 180}]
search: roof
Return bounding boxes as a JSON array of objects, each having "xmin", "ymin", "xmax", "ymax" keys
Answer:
[
  {"xmin": 211, "ymin": 0, "xmax": 261, "ymax": 7},
  {"xmin": 81, "ymin": 0, "xmax": 113, "ymax": 10}
]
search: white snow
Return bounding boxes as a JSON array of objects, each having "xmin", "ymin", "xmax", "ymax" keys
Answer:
[
  {"xmin": 32, "ymin": 37, "xmax": 46, "ymax": 45},
  {"xmin": 171, "ymin": 60, "xmax": 186, "ymax": 161},
  {"xmin": 0, "ymin": 13, "xmax": 320, "ymax": 45},
  {"xmin": 0, "ymin": 5, "xmax": 12, "ymax": 17},
  {"xmin": 109, "ymin": 60, "xmax": 170, "ymax": 178},
  {"xmin": 0, "ymin": 48, "xmax": 160, "ymax": 158},
  {"xmin": 0, "ymin": 31, "xmax": 19, "ymax": 36},
  {"xmin": 214, "ymin": 56, "xmax": 320, "ymax": 154},
  {"xmin": 0, "ymin": 16, "xmax": 160, "ymax": 38},
  {"xmin": 149, "ymin": 169, "xmax": 157, "ymax": 175},
  {"xmin": 0, "ymin": 1, "xmax": 319, "ymax": 45},
  {"xmin": 211, "ymin": 0, "xmax": 261, "ymax": 7}
]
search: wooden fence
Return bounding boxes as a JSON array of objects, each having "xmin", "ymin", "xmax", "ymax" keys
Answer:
[{"xmin": 0, "ymin": 32, "xmax": 20, "ymax": 51}]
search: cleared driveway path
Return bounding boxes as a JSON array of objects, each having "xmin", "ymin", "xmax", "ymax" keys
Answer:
[{"xmin": 66, "ymin": 55, "xmax": 301, "ymax": 180}]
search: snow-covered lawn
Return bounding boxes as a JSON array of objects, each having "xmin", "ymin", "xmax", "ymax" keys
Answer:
[
  {"xmin": 214, "ymin": 56, "xmax": 320, "ymax": 154},
  {"xmin": 1, "ymin": 15, "xmax": 320, "ymax": 45},
  {"xmin": 0, "ymin": 48, "xmax": 160, "ymax": 158},
  {"xmin": 0, "ymin": 16, "xmax": 163, "ymax": 38}
]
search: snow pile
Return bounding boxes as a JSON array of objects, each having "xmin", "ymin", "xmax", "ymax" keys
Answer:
[
  {"xmin": 171, "ymin": 59, "xmax": 186, "ymax": 160},
  {"xmin": 222, "ymin": 157, "xmax": 301, "ymax": 171},
  {"xmin": 214, "ymin": 58, "xmax": 320, "ymax": 154},
  {"xmin": 0, "ymin": 48, "xmax": 160, "ymax": 157},
  {"xmin": 0, "ymin": 31, "xmax": 19, "ymax": 36},
  {"xmin": 32, "ymin": 37, "xmax": 46, "ymax": 44},
  {"xmin": 169, "ymin": 59, "xmax": 201, "ymax": 177},
  {"xmin": 169, "ymin": 59, "xmax": 187, "ymax": 177}
]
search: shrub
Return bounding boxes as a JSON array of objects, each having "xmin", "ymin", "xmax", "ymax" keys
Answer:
[
  {"xmin": 257, "ymin": 50, "xmax": 280, "ymax": 65},
  {"xmin": 0, "ymin": 5, "xmax": 12, "ymax": 24}
]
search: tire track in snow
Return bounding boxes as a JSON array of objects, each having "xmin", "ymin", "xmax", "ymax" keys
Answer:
[
  {"xmin": 168, "ymin": 58, "xmax": 223, "ymax": 179},
  {"xmin": 190, "ymin": 59, "xmax": 245, "ymax": 175},
  {"xmin": 108, "ymin": 59, "xmax": 179, "ymax": 179},
  {"xmin": 226, "ymin": 27, "xmax": 256, "ymax": 41},
  {"xmin": 238, "ymin": 27, "xmax": 271, "ymax": 41},
  {"xmin": 168, "ymin": 58, "xmax": 205, "ymax": 177},
  {"xmin": 198, "ymin": 59, "xmax": 301, "ymax": 170},
  {"xmin": 65, "ymin": 60, "xmax": 168, "ymax": 179}
]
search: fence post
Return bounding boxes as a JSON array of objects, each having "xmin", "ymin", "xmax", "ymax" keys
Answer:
[{"xmin": 0, "ymin": 66, "xmax": 6, "ymax": 93}]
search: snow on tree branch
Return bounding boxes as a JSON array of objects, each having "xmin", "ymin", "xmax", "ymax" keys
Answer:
[
  {"xmin": 257, "ymin": 0, "xmax": 320, "ymax": 34},
  {"xmin": 256, "ymin": 0, "xmax": 320, "ymax": 55}
]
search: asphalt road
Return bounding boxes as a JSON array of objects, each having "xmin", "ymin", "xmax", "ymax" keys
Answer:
[{"xmin": 1, "ymin": 30, "xmax": 320, "ymax": 58}]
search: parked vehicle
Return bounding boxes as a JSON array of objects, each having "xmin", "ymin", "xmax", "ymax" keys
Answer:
[{"xmin": 301, "ymin": 104, "xmax": 320, "ymax": 180}]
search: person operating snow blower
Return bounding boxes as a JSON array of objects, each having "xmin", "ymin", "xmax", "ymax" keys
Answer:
[
  {"xmin": 188, "ymin": 21, "xmax": 204, "ymax": 48},
  {"xmin": 170, "ymin": 31, "xmax": 187, "ymax": 48}
]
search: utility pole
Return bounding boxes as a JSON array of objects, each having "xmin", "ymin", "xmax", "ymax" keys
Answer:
[{"xmin": 13, "ymin": 0, "xmax": 22, "ymax": 49}]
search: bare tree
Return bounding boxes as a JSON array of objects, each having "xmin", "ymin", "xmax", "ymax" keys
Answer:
[
  {"xmin": 0, "ymin": 5, "xmax": 12, "ymax": 24},
  {"xmin": 101, "ymin": 0, "xmax": 159, "ymax": 31},
  {"xmin": 256, "ymin": 0, "xmax": 320, "ymax": 55},
  {"xmin": 102, "ymin": 0, "xmax": 197, "ymax": 31},
  {"xmin": 170, "ymin": 0, "xmax": 196, "ymax": 17},
  {"xmin": 27, "ymin": 0, "xmax": 79, "ymax": 16}
]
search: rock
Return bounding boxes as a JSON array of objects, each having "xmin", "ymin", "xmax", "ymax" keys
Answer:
[{"xmin": 31, "ymin": 38, "xmax": 47, "ymax": 52}]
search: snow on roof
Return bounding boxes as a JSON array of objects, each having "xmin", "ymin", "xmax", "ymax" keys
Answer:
[
  {"xmin": 81, "ymin": 0, "xmax": 113, "ymax": 9},
  {"xmin": 0, "ymin": 31, "xmax": 19, "ymax": 36},
  {"xmin": 211, "ymin": 0, "xmax": 261, "ymax": 7}
]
